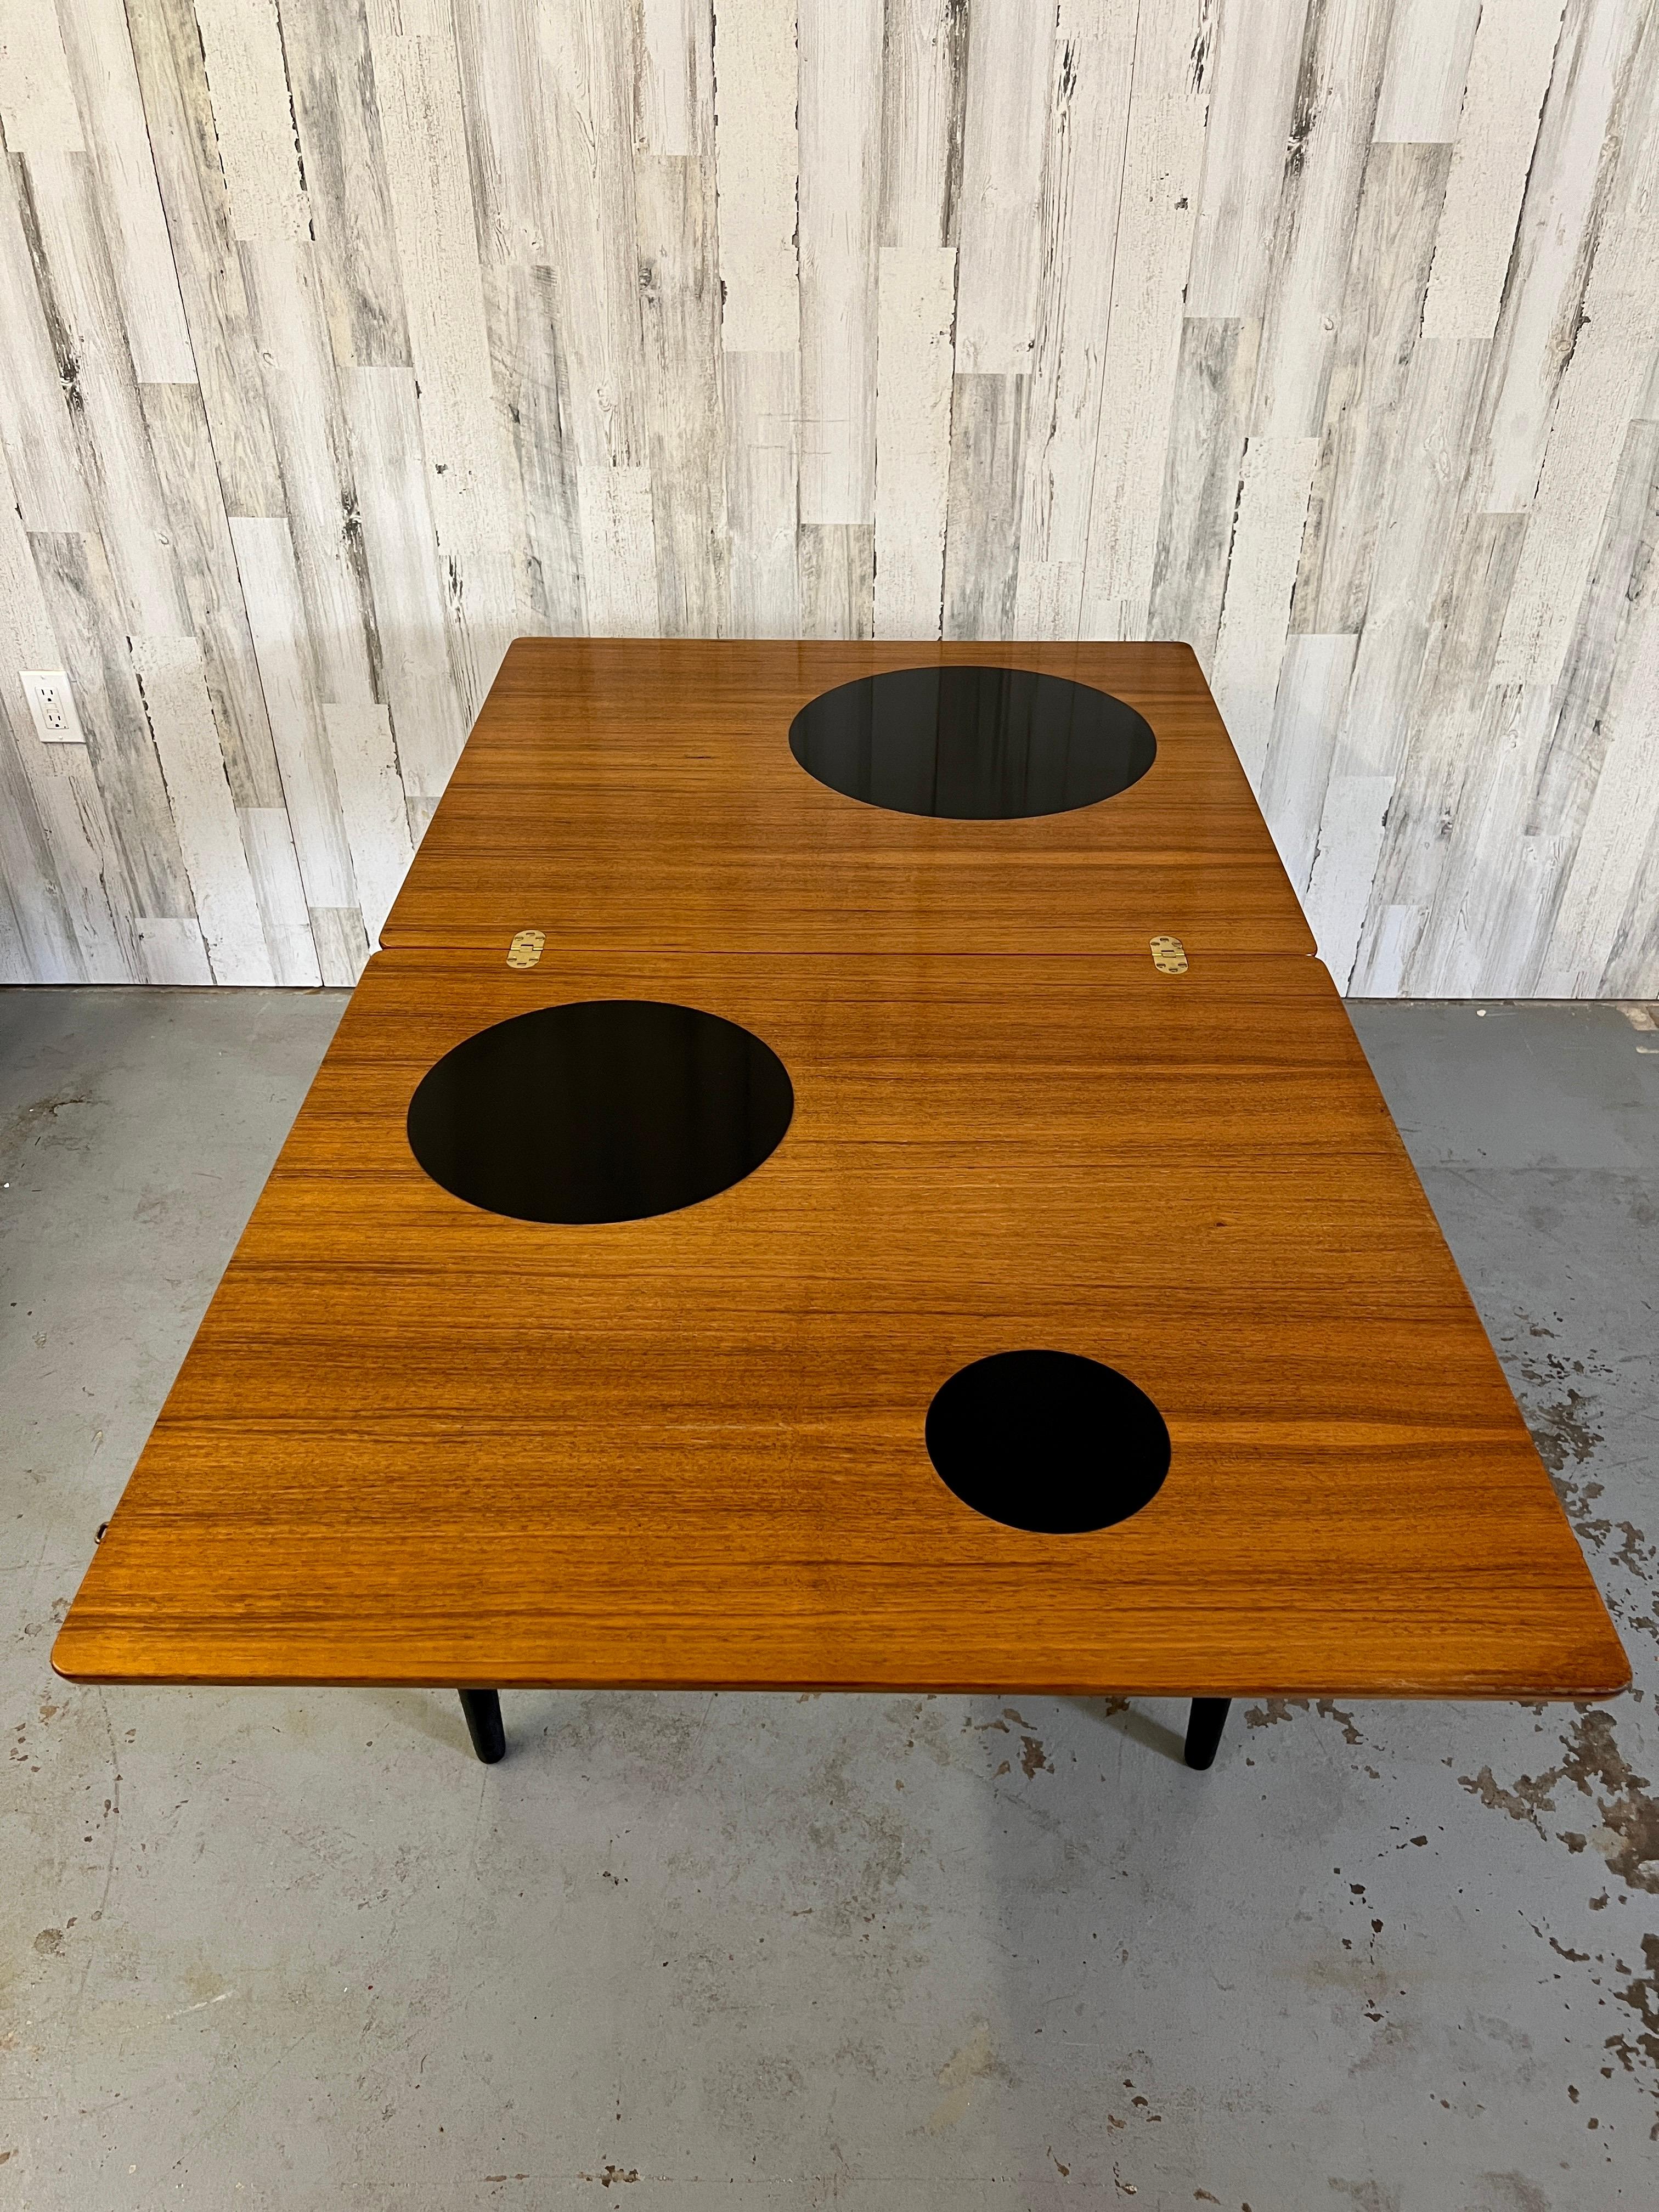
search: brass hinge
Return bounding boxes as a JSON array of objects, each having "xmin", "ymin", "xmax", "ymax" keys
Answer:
[
  {"xmin": 1150, "ymin": 934, "xmax": 1188, "ymax": 974},
  {"xmin": 506, "ymin": 929, "xmax": 546, "ymax": 969}
]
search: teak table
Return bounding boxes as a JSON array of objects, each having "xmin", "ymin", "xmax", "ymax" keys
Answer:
[{"xmin": 54, "ymin": 644, "xmax": 1628, "ymax": 1776}]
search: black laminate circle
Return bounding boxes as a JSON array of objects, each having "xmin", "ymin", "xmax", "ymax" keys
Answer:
[
  {"xmin": 925, "ymin": 1350, "xmax": 1171, "ymax": 1534},
  {"xmin": 407, "ymin": 1000, "xmax": 794, "ymax": 1224},
  {"xmin": 788, "ymin": 664, "xmax": 1156, "ymax": 819}
]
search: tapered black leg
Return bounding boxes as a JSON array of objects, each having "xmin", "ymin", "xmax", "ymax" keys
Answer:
[
  {"xmin": 1184, "ymin": 1697, "xmax": 1230, "ymax": 1771},
  {"xmin": 458, "ymin": 1688, "xmax": 506, "ymax": 1763}
]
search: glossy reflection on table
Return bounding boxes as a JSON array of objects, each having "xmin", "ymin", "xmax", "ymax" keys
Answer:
[
  {"xmin": 407, "ymin": 998, "xmax": 795, "ymax": 1224},
  {"xmin": 787, "ymin": 664, "xmax": 1156, "ymax": 820}
]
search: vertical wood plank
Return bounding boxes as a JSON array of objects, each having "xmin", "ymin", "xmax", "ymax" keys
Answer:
[
  {"xmin": 191, "ymin": 0, "xmax": 313, "ymax": 242},
  {"xmin": 228, "ymin": 514, "xmax": 362, "ymax": 976},
  {"xmin": 941, "ymin": 372, "xmax": 1025, "ymax": 641},
  {"xmin": 1080, "ymin": 1, "xmax": 1214, "ymax": 639},
  {"xmin": 877, "ymin": 0, "xmax": 968, "ymax": 250},
  {"xmin": 1348, "ymin": 509, "xmax": 1529, "ymax": 990},
  {"xmin": 30, "ymin": 524, "xmax": 196, "ymax": 918},
  {"xmin": 130, "ymin": 631, "xmax": 274, "ymax": 983},
  {"xmin": 1493, "ymin": 11, "xmax": 1659, "ymax": 685},
  {"xmin": 527, "ymin": 0, "xmax": 650, "ymax": 470},
  {"xmin": 1186, "ymin": 0, "xmax": 1308, "ymax": 320},
  {"xmin": 799, "ymin": 522, "xmax": 874, "ymax": 639},
  {"xmin": 1012, "ymin": 1, "xmax": 1138, "ymax": 641},
  {"xmin": 576, "ymin": 464, "xmax": 659, "ymax": 635},
  {"xmin": 340, "ymin": 364, "xmax": 468, "ymax": 797},
  {"xmin": 638, "ymin": 0, "xmax": 713, "ymax": 159},
  {"xmin": 0, "ymin": 0, "xmax": 85, "ymax": 151},
  {"xmin": 724, "ymin": 348, "xmax": 800, "ymax": 637},
  {"xmin": 712, "ymin": 0, "xmax": 799, "ymax": 635},
  {"xmin": 953, "ymin": 0, "xmax": 1053, "ymax": 377},
  {"xmin": 635, "ymin": 153, "xmax": 729, "ymax": 635},
  {"xmin": 1292, "ymin": 139, "xmax": 1451, "ymax": 636},
  {"xmin": 364, "ymin": 9, "xmax": 517, "ymax": 578},
  {"xmin": 1304, "ymin": 771, "xmax": 1394, "ymax": 983},
  {"xmin": 322, "ymin": 698, "xmax": 414, "ymax": 945},
  {"xmin": 713, "ymin": 0, "xmax": 799, "ymax": 354},
  {"xmin": 1475, "ymin": 0, "xmax": 1626, "ymax": 516},
  {"xmin": 55, "ymin": 0, "xmax": 196, "ymax": 381},
  {"xmin": 874, "ymin": 244, "xmax": 955, "ymax": 640},
  {"xmin": 1149, "ymin": 317, "xmax": 1259, "ymax": 665},
  {"xmin": 136, "ymin": 913, "xmax": 212, "ymax": 981},
  {"xmin": 1257, "ymin": 629, "xmax": 1359, "ymax": 891},
  {"xmin": 239, "ymin": 240, "xmax": 381, "ymax": 709},
  {"xmin": 21, "ymin": 150, "xmax": 193, "ymax": 635},
  {"xmin": 798, "ymin": 0, "xmax": 879, "ymax": 527},
  {"xmin": 1372, "ymin": 0, "xmax": 1482, "ymax": 144},
  {"xmin": 0, "ymin": 443, "xmax": 112, "ymax": 977},
  {"xmin": 0, "ymin": 148, "xmax": 89, "ymax": 533},
  {"xmin": 139, "ymin": 382, "xmax": 287, "ymax": 811},
  {"xmin": 483, "ymin": 263, "xmax": 586, "ymax": 637},
  {"xmin": 1330, "ymin": 0, "xmax": 1567, "ymax": 972},
  {"xmin": 280, "ymin": 0, "xmax": 413, "ymax": 369},
  {"xmin": 239, "ymin": 803, "xmax": 323, "ymax": 985},
  {"xmin": 0, "ymin": 714, "xmax": 79, "ymax": 979},
  {"xmin": 1250, "ymin": 0, "xmax": 1395, "ymax": 442},
  {"xmin": 122, "ymin": 0, "xmax": 287, "ymax": 519},
  {"xmin": 1209, "ymin": 434, "xmax": 1320, "ymax": 783},
  {"xmin": 22, "ymin": 738, "xmax": 142, "ymax": 979}
]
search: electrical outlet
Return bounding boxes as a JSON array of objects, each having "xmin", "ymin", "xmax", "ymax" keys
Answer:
[{"xmin": 21, "ymin": 670, "xmax": 86, "ymax": 744}]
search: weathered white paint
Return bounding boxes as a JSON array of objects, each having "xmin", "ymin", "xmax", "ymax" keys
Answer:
[
  {"xmin": 322, "ymin": 699, "xmax": 414, "ymax": 946},
  {"xmin": 57, "ymin": 0, "xmax": 195, "ymax": 380},
  {"xmin": 1, "ymin": 0, "xmax": 1656, "ymax": 997},
  {"xmin": 1538, "ymin": 576, "xmax": 1659, "ymax": 991},
  {"xmin": 239, "ymin": 804, "xmax": 323, "ymax": 985},
  {"xmin": 639, "ymin": 0, "xmax": 710, "ymax": 159},
  {"xmin": 131, "ymin": 631, "xmax": 274, "ymax": 983},
  {"xmin": 1186, "ymin": 0, "xmax": 1307, "ymax": 321},
  {"xmin": 1476, "ymin": 0, "xmax": 1627, "ymax": 514},
  {"xmin": 1079, "ymin": 1, "xmax": 1212, "ymax": 638},
  {"xmin": 1372, "ymin": 0, "xmax": 1482, "ymax": 144},
  {"xmin": 1305, "ymin": 772, "xmax": 1395, "ymax": 986},
  {"xmin": 227, "ymin": 516, "xmax": 359, "ymax": 943},
  {"xmin": 136, "ymin": 912, "xmax": 212, "ymax": 982},
  {"xmin": 877, "ymin": 0, "xmax": 962, "ymax": 250},
  {"xmin": 1257, "ymin": 629, "xmax": 1359, "ymax": 894},
  {"xmin": 0, "ymin": 0, "xmax": 85, "ymax": 152},
  {"xmin": 798, "ymin": 0, "xmax": 881, "ymax": 527},
  {"xmin": 1209, "ymin": 434, "xmax": 1320, "ymax": 784},
  {"xmin": 874, "ymin": 245, "xmax": 955, "ymax": 640},
  {"xmin": 713, "ymin": 0, "xmax": 800, "ymax": 352},
  {"xmin": 193, "ymin": 0, "xmax": 311, "ymax": 242},
  {"xmin": 575, "ymin": 464, "xmax": 659, "ymax": 636},
  {"xmin": 1492, "ymin": 11, "xmax": 1659, "ymax": 686},
  {"xmin": 953, "ymin": 0, "xmax": 1051, "ymax": 377},
  {"xmin": 1012, "ymin": 0, "xmax": 1137, "ymax": 642}
]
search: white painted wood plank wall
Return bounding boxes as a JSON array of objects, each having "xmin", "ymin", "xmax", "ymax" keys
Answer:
[{"xmin": 1, "ymin": 0, "xmax": 1656, "ymax": 992}]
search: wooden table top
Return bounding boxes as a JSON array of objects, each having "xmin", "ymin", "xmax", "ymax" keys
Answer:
[
  {"xmin": 377, "ymin": 640, "xmax": 1317, "ymax": 961},
  {"xmin": 54, "ymin": 946, "xmax": 1627, "ymax": 1701}
]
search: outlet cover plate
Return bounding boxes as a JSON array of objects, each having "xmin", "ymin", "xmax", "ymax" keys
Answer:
[{"xmin": 21, "ymin": 670, "xmax": 86, "ymax": 744}]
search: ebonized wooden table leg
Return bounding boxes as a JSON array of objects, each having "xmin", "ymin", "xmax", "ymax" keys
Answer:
[
  {"xmin": 459, "ymin": 1688, "xmax": 506, "ymax": 1763},
  {"xmin": 1184, "ymin": 1697, "xmax": 1231, "ymax": 1770}
]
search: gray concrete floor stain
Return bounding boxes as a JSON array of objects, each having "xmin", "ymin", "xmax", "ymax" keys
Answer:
[{"xmin": 1, "ymin": 988, "xmax": 1655, "ymax": 2208}]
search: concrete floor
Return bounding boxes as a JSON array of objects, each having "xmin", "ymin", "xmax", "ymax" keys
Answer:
[{"xmin": 2, "ymin": 987, "xmax": 1656, "ymax": 2210}]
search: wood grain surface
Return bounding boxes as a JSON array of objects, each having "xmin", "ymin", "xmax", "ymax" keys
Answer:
[
  {"xmin": 379, "ymin": 639, "xmax": 1318, "ymax": 959},
  {"xmin": 6, "ymin": 3, "xmax": 1659, "ymax": 995},
  {"xmin": 53, "ymin": 946, "xmax": 1628, "ymax": 1700}
]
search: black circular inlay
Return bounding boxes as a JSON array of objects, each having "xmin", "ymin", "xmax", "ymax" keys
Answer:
[
  {"xmin": 925, "ymin": 1350, "xmax": 1171, "ymax": 1534},
  {"xmin": 407, "ymin": 1000, "xmax": 794, "ymax": 1224},
  {"xmin": 788, "ymin": 664, "xmax": 1156, "ymax": 819}
]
